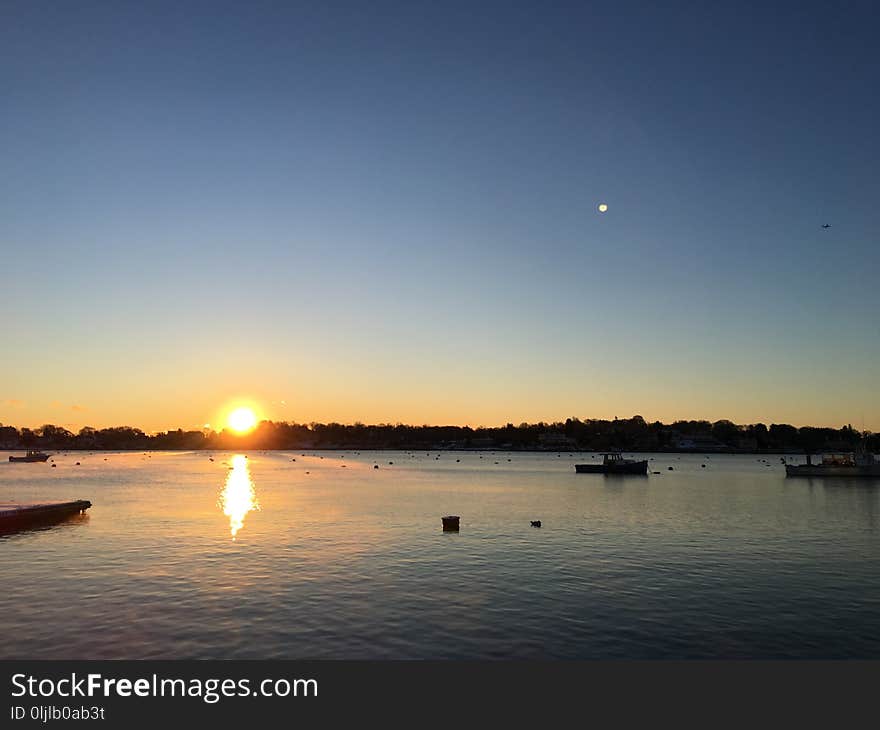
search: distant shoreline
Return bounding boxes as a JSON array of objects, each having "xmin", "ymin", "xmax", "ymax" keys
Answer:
[
  {"xmin": 0, "ymin": 447, "xmax": 827, "ymax": 455},
  {"xmin": 2, "ymin": 416, "xmax": 874, "ymax": 454}
]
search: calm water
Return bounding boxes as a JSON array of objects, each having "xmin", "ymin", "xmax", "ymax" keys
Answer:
[{"xmin": 1, "ymin": 450, "xmax": 878, "ymax": 659}]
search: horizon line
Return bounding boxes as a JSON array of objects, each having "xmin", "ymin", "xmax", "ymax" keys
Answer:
[{"xmin": 1, "ymin": 415, "xmax": 873, "ymax": 437}]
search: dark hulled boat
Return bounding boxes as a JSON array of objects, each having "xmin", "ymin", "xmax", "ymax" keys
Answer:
[
  {"xmin": 0, "ymin": 500, "xmax": 92, "ymax": 532},
  {"xmin": 8, "ymin": 450, "xmax": 50, "ymax": 463},
  {"xmin": 575, "ymin": 452, "xmax": 648, "ymax": 475}
]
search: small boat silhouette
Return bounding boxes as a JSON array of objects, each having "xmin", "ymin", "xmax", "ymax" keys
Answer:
[
  {"xmin": 575, "ymin": 452, "xmax": 648, "ymax": 475},
  {"xmin": 8, "ymin": 450, "xmax": 50, "ymax": 463}
]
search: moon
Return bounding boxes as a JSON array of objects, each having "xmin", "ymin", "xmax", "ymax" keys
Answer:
[{"xmin": 598, "ymin": 203, "xmax": 608, "ymax": 213}]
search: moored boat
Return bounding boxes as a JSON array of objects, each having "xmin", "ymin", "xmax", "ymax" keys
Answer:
[
  {"xmin": 575, "ymin": 452, "xmax": 648, "ymax": 475},
  {"xmin": 0, "ymin": 500, "xmax": 92, "ymax": 532},
  {"xmin": 785, "ymin": 451, "xmax": 880, "ymax": 477},
  {"xmin": 8, "ymin": 450, "xmax": 50, "ymax": 463}
]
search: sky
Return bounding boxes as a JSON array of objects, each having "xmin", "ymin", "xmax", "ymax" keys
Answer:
[{"xmin": 1, "ymin": 0, "xmax": 878, "ymax": 433}]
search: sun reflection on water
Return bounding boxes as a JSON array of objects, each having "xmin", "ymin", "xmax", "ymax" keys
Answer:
[{"xmin": 218, "ymin": 454, "xmax": 260, "ymax": 539}]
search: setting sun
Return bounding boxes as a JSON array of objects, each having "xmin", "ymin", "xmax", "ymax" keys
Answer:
[{"xmin": 227, "ymin": 407, "xmax": 258, "ymax": 433}]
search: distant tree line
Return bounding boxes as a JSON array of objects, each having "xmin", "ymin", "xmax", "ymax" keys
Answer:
[{"xmin": 1, "ymin": 416, "xmax": 876, "ymax": 453}]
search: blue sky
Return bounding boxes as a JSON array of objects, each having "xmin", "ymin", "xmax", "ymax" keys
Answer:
[{"xmin": 1, "ymin": 0, "xmax": 878, "ymax": 431}]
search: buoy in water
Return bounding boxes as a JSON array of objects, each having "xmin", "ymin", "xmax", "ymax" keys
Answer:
[
  {"xmin": 531, "ymin": 520, "xmax": 542, "ymax": 528},
  {"xmin": 441, "ymin": 515, "xmax": 460, "ymax": 531}
]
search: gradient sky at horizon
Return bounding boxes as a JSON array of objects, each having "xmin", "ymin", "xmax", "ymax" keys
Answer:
[{"xmin": 2, "ymin": 0, "xmax": 878, "ymax": 432}]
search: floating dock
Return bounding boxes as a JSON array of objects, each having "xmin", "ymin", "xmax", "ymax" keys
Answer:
[{"xmin": 0, "ymin": 500, "xmax": 92, "ymax": 531}]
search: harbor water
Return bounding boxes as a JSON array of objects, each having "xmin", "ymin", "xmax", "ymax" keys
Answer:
[{"xmin": 1, "ymin": 450, "xmax": 878, "ymax": 659}]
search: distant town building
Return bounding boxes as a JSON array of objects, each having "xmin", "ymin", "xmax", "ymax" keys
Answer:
[
  {"xmin": 737, "ymin": 436, "xmax": 758, "ymax": 451},
  {"xmin": 537, "ymin": 433, "xmax": 577, "ymax": 449},
  {"xmin": 676, "ymin": 434, "xmax": 727, "ymax": 451}
]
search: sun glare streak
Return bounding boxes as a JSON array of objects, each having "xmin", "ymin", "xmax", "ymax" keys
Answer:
[{"xmin": 218, "ymin": 454, "xmax": 260, "ymax": 539}]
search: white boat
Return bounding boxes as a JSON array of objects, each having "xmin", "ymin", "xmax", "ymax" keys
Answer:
[{"xmin": 785, "ymin": 451, "xmax": 880, "ymax": 477}]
